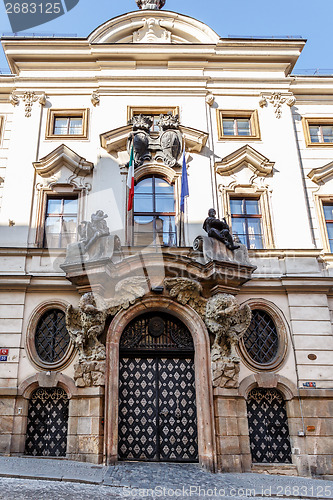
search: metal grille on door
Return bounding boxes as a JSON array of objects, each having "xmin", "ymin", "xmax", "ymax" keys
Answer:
[
  {"xmin": 118, "ymin": 313, "xmax": 198, "ymax": 462},
  {"xmin": 25, "ymin": 387, "xmax": 69, "ymax": 457},
  {"xmin": 247, "ymin": 388, "xmax": 292, "ymax": 463}
]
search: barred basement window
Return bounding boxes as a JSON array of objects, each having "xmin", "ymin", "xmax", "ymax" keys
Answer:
[
  {"xmin": 35, "ymin": 309, "xmax": 70, "ymax": 364},
  {"xmin": 243, "ymin": 309, "xmax": 278, "ymax": 364}
]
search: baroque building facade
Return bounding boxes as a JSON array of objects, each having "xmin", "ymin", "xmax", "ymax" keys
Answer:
[{"xmin": 0, "ymin": 0, "xmax": 332, "ymax": 478}]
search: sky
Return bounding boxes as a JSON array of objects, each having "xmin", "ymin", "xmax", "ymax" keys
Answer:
[{"xmin": 0, "ymin": 0, "xmax": 332, "ymax": 73}]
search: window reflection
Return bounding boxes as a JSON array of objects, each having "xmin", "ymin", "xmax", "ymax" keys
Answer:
[
  {"xmin": 133, "ymin": 177, "xmax": 176, "ymax": 247},
  {"xmin": 230, "ymin": 198, "xmax": 263, "ymax": 249},
  {"xmin": 44, "ymin": 197, "xmax": 78, "ymax": 248}
]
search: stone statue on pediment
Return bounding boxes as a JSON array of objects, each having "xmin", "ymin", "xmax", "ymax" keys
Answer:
[
  {"xmin": 203, "ymin": 208, "xmax": 239, "ymax": 251},
  {"xmin": 78, "ymin": 210, "xmax": 110, "ymax": 253},
  {"xmin": 136, "ymin": 0, "xmax": 166, "ymax": 9}
]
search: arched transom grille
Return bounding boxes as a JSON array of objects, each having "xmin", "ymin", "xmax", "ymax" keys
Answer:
[
  {"xmin": 35, "ymin": 309, "xmax": 70, "ymax": 363},
  {"xmin": 120, "ymin": 313, "xmax": 194, "ymax": 351},
  {"xmin": 243, "ymin": 309, "xmax": 278, "ymax": 364}
]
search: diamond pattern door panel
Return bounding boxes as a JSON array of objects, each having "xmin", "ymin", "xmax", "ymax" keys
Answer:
[
  {"xmin": 25, "ymin": 388, "xmax": 68, "ymax": 457},
  {"xmin": 118, "ymin": 355, "xmax": 198, "ymax": 462},
  {"xmin": 247, "ymin": 388, "xmax": 292, "ymax": 463},
  {"xmin": 118, "ymin": 357, "xmax": 158, "ymax": 460},
  {"xmin": 158, "ymin": 357, "xmax": 198, "ymax": 461}
]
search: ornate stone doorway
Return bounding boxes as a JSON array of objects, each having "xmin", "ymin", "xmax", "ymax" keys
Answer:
[
  {"xmin": 118, "ymin": 313, "xmax": 198, "ymax": 462},
  {"xmin": 105, "ymin": 297, "xmax": 216, "ymax": 471}
]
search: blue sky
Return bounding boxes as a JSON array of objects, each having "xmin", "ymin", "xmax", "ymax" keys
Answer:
[{"xmin": 0, "ymin": 0, "xmax": 332, "ymax": 73}]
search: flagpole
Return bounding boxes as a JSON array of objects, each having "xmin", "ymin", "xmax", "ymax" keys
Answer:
[
  {"xmin": 179, "ymin": 143, "xmax": 188, "ymax": 247},
  {"xmin": 126, "ymin": 144, "xmax": 135, "ymax": 246}
]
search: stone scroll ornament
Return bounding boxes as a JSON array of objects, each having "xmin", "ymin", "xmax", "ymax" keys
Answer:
[
  {"xmin": 164, "ymin": 278, "xmax": 252, "ymax": 388},
  {"xmin": 65, "ymin": 277, "xmax": 148, "ymax": 387},
  {"xmin": 127, "ymin": 113, "xmax": 182, "ymax": 168}
]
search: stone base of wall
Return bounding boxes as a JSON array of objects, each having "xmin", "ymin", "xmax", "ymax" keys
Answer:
[
  {"xmin": 287, "ymin": 389, "xmax": 333, "ymax": 478},
  {"xmin": 213, "ymin": 387, "xmax": 333, "ymax": 479},
  {"xmin": 251, "ymin": 464, "xmax": 298, "ymax": 476},
  {"xmin": 0, "ymin": 393, "xmax": 16, "ymax": 456},
  {"xmin": 0, "ymin": 386, "xmax": 105, "ymax": 465},
  {"xmin": 1, "ymin": 386, "xmax": 332, "ymax": 476},
  {"xmin": 213, "ymin": 388, "xmax": 251, "ymax": 473},
  {"xmin": 67, "ymin": 387, "xmax": 104, "ymax": 464}
]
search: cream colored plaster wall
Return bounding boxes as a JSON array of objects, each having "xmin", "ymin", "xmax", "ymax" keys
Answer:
[
  {"xmin": 292, "ymin": 102, "xmax": 333, "ymax": 250},
  {"xmin": 213, "ymin": 94, "xmax": 313, "ymax": 250},
  {"xmin": 0, "ymin": 108, "xmax": 13, "ymax": 214},
  {"xmin": 287, "ymin": 293, "xmax": 333, "ymax": 388},
  {"xmin": 0, "ymin": 99, "xmax": 42, "ymax": 247},
  {"xmin": 0, "ymin": 291, "xmax": 25, "ymax": 389}
]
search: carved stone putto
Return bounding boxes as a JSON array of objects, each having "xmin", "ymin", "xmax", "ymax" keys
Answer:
[
  {"xmin": 164, "ymin": 277, "xmax": 252, "ymax": 388},
  {"xmin": 78, "ymin": 210, "xmax": 110, "ymax": 254},
  {"xmin": 127, "ymin": 112, "xmax": 182, "ymax": 168},
  {"xmin": 62, "ymin": 210, "xmax": 123, "ymax": 266}
]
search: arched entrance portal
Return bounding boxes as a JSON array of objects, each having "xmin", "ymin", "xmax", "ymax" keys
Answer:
[
  {"xmin": 118, "ymin": 312, "xmax": 198, "ymax": 462},
  {"xmin": 105, "ymin": 297, "xmax": 216, "ymax": 471}
]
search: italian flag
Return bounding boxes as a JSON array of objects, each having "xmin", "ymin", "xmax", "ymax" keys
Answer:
[{"xmin": 127, "ymin": 145, "xmax": 134, "ymax": 211}]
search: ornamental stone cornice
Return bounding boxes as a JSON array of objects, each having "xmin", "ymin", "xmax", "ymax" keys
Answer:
[
  {"xmin": 215, "ymin": 145, "xmax": 274, "ymax": 177},
  {"xmin": 2, "ymin": 37, "xmax": 305, "ymax": 75},
  {"xmin": 33, "ymin": 144, "xmax": 94, "ymax": 178},
  {"xmin": 308, "ymin": 161, "xmax": 333, "ymax": 184}
]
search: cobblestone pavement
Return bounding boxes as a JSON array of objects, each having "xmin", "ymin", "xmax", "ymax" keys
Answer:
[{"xmin": 0, "ymin": 458, "xmax": 332, "ymax": 499}]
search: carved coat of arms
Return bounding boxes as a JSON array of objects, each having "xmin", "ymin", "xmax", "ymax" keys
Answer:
[{"xmin": 127, "ymin": 113, "xmax": 183, "ymax": 168}]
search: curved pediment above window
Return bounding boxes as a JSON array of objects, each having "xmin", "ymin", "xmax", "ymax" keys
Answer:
[
  {"xmin": 215, "ymin": 145, "xmax": 274, "ymax": 177},
  {"xmin": 100, "ymin": 124, "xmax": 208, "ymax": 159},
  {"xmin": 88, "ymin": 11, "xmax": 220, "ymax": 44},
  {"xmin": 134, "ymin": 163, "xmax": 178, "ymax": 184},
  {"xmin": 308, "ymin": 161, "xmax": 333, "ymax": 185},
  {"xmin": 33, "ymin": 144, "xmax": 94, "ymax": 178}
]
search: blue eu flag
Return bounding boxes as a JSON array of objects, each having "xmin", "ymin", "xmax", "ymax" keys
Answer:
[{"xmin": 180, "ymin": 150, "xmax": 189, "ymax": 213}]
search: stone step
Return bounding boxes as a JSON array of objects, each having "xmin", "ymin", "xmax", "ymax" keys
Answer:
[{"xmin": 251, "ymin": 464, "xmax": 298, "ymax": 476}]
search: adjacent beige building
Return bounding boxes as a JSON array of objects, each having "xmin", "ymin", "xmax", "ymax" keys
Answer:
[{"xmin": 0, "ymin": 1, "xmax": 332, "ymax": 479}]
